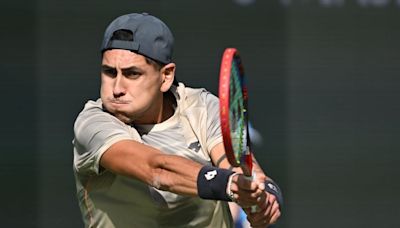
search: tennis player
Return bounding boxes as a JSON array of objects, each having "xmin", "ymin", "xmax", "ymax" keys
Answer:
[{"xmin": 73, "ymin": 12, "xmax": 282, "ymax": 227}]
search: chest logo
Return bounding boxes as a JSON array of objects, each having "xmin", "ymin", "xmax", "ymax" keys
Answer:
[{"xmin": 188, "ymin": 141, "xmax": 201, "ymax": 152}]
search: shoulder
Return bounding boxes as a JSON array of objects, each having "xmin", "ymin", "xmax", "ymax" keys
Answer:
[
  {"xmin": 74, "ymin": 98, "xmax": 129, "ymax": 133},
  {"xmin": 76, "ymin": 99, "xmax": 119, "ymax": 122},
  {"xmin": 79, "ymin": 98, "xmax": 104, "ymax": 115},
  {"xmin": 75, "ymin": 99, "xmax": 103, "ymax": 125},
  {"xmin": 174, "ymin": 83, "xmax": 219, "ymax": 110},
  {"xmin": 74, "ymin": 98, "xmax": 102, "ymax": 121}
]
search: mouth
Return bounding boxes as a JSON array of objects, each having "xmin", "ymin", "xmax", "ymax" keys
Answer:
[{"xmin": 107, "ymin": 98, "xmax": 131, "ymax": 105}]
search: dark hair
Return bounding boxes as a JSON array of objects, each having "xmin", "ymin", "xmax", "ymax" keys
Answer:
[{"xmin": 108, "ymin": 29, "xmax": 165, "ymax": 71}]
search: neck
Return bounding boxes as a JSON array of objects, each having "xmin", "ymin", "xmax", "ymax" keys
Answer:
[
  {"xmin": 153, "ymin": 91, "xmax": 175, "ymax": 124},
  {"xmin": 132, "ymin": 91, "xmax": 176, "ymax": 125}
]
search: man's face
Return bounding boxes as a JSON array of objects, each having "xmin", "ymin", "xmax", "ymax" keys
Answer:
[{"xmin": 100, "ymin": 49, "xmax": 167, "ymax": 124}]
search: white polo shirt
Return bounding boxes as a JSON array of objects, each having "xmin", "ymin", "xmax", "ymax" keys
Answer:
[{"xmin": 73, "ymin": 83, "xmax": 234, "ymax": 228}]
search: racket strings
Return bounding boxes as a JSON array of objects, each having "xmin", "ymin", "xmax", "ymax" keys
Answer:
[{"xmin": 229, "ymin": 61, "xmax": 247, "ymax": 163}]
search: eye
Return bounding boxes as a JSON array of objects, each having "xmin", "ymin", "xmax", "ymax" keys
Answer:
[
  {"xmin": 102, "ymin": 67, "xmax": 117, "ymax": 78},
  {"xmin": 124, "ymin": 70, "xmax": 142, "ymax": 79}
]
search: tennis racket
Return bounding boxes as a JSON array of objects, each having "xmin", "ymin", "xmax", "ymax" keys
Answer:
[{"xmin": 219, "ymin": 47, "xmax": 254, "ymax": 179}]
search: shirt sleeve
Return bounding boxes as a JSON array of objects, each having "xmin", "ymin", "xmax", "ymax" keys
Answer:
[
  {"xmin": 73, "ymin": 99, "xmax": 141, "ymax": 176},
  {"xmin": 202, "ymin": 92, "xmax": 223, "ymax": 153}
]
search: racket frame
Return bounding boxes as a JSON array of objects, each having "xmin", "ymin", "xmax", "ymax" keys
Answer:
[{"xmin": 219, "ymin": 48, "xmax": 253, "ymax": 177}]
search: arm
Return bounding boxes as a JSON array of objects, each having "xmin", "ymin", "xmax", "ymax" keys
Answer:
[
  {"xmin": 74, "ymin": 100, "xmax": 234, "ymax": 200},
  {"xmin": 100, "ymin": 140, "xmax": 236, "ymax": 201},
  {"xmin": 75, "ymin": 96, "xmax": 277, "ymax": 208},
  {"xmin": 100, "ymin": 139, "xmax": 202, "ymax": 196}
]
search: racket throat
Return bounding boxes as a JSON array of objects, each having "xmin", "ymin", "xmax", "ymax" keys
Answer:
[{"xmin": 240, "ymin": 146, "xmax": 253, "ymax": 177}]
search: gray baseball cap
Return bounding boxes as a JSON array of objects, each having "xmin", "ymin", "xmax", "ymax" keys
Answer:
[{"xmin": 101, "ymin": 13, "xmax": 174, "ymax": 64}]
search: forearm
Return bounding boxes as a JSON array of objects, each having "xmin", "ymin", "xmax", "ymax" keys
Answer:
[
  {"xmin": 100, "ymin": 139, "xmax": 202, "ymax": 196},
  {"xmin": 152, "ymin": 154, "xmax": 203, "ymax": 195}
]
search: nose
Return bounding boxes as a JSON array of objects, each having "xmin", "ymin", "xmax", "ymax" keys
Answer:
[{"xmin": 113, "ymin": 74, "xmax": 126, "ymax": 98}]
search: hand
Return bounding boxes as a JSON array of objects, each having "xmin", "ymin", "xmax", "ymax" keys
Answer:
[
  {"xmin": 228, "ymin": 174, "xmax": 264, "ymax": 208},
  {"xmin": 243, "ymin": 189, "xmax": 281, "ymax": 228}
]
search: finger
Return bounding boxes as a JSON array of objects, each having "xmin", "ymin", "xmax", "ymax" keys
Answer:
[
  {"xmin": 269, "ymin": 200, "xmax": 280, "ymax": 216},
  {"xmin": 258, "ymin": 181, "xmax": 266, "ymax": 191},
  {"xmin": 232, "ymin": 190, "xmax": 265, "ymax": 208},
  {"xmin": 230, "ymin": 177, "xmax": 262, "ymax": 197},
  {"xmin": 247, "ymin": 201, "xmax": 273, "ymax": 224},
  {"xmin": 260, "ymin": 192, "xmax": 272, "ymax": 216},
  {"xmin": 248, "ymin": 190, "xmax": 265, "ymax": 204},
  {"xmin": 242, "ymin": 196, "xmax": 277, "ymax": 227},
  {"xmin": 236, "ymin": 174, "xmax": 259, "ymax": 191},
  {"xmin": 233, "ymin": 197, "xmax": 260, "ymax": 209},
  {"xmin": 232, "ymin": 197, "xmax": 253, "ymax": 208},
  {"xmin": 268, "ymin": 208, "xmax": 281, "ymax": 225},
  {"xmin": 247, "ymin": 214, "xmax": 269, "ymax": 228},
  {"xmin": 264, "ymin": 200, "xmax": 281, "ymax": 225},
  {"xmin": 241, "ymin": 192, "xmax": 268, "ymax": 215},
  {"xmin": 244, "ymin": 205, "xmax": 271, "ymax": 224},
  {"xmin": 256, "ymin": 191, "xmax": 268, "ymax": 208},
  {"xmin": 268, "ymin": 193, "xmax": 277, "ymax": 204}
]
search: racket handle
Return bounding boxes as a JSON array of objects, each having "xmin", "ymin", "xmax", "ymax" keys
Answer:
[{"xmin": 243, "ymin": 172, "xmax": 258, "ymax": 213}]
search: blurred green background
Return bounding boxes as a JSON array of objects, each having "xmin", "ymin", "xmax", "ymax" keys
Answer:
[{"xmin": 1, "ymin": 0, "xmax": 399, "ymax": 227}]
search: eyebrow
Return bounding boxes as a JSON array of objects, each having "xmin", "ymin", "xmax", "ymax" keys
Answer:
[
  {"xmin": 101, "ymin": 65, "xmax": 144, "ymax": 74},
  {"xmin": 121, "ymin": 66, "xmax": 144, "ymax": 75},
  {"xmin": 101, "ymin": 64, "xmax": 113, "ymax": 70}
]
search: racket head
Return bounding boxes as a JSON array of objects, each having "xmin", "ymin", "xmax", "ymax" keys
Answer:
[{"xmin": 219, "ymin": 48, "xmax": 253, "ymax": 176}]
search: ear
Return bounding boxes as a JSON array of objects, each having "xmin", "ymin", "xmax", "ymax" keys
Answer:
[{"xmin": 160, "ymin": 63, "xmax": 176, "ymax": 92}]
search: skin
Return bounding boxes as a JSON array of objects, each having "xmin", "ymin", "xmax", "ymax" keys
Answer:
[
  {"xmin": 100, "ymin": 49, "xmax": 175, "ymax": 124},
  {"xmin": 98, "ymin": 49, "xmax": 280, "ymax": 226}
]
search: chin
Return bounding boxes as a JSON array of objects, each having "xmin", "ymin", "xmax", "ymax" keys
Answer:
[
  {"xmin": 103, "ymin": 105, "xmax": 132, "ymax": 124},
  {"xmin": 113, "ymin": 112, "xmax": 133, "ymax": 124}
]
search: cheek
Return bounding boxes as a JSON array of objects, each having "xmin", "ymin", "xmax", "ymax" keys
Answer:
[
  {"xmin": 100, "ymin": 85, "xmax": 108, "ymax": 100},
  {"xmin": 126, "ymin": 85, "xmax": 158, "ymax": 109},
  {"xmin": 100, "ymin": 78, "xmax": 113, "ymax": 95},
  {"xmin": 128, "ymin": 78, "xmax": 160, "ymax": 97},
  {"xmin": 126, "ymin": 88, "xmax": 149, "ymax": 105}
]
